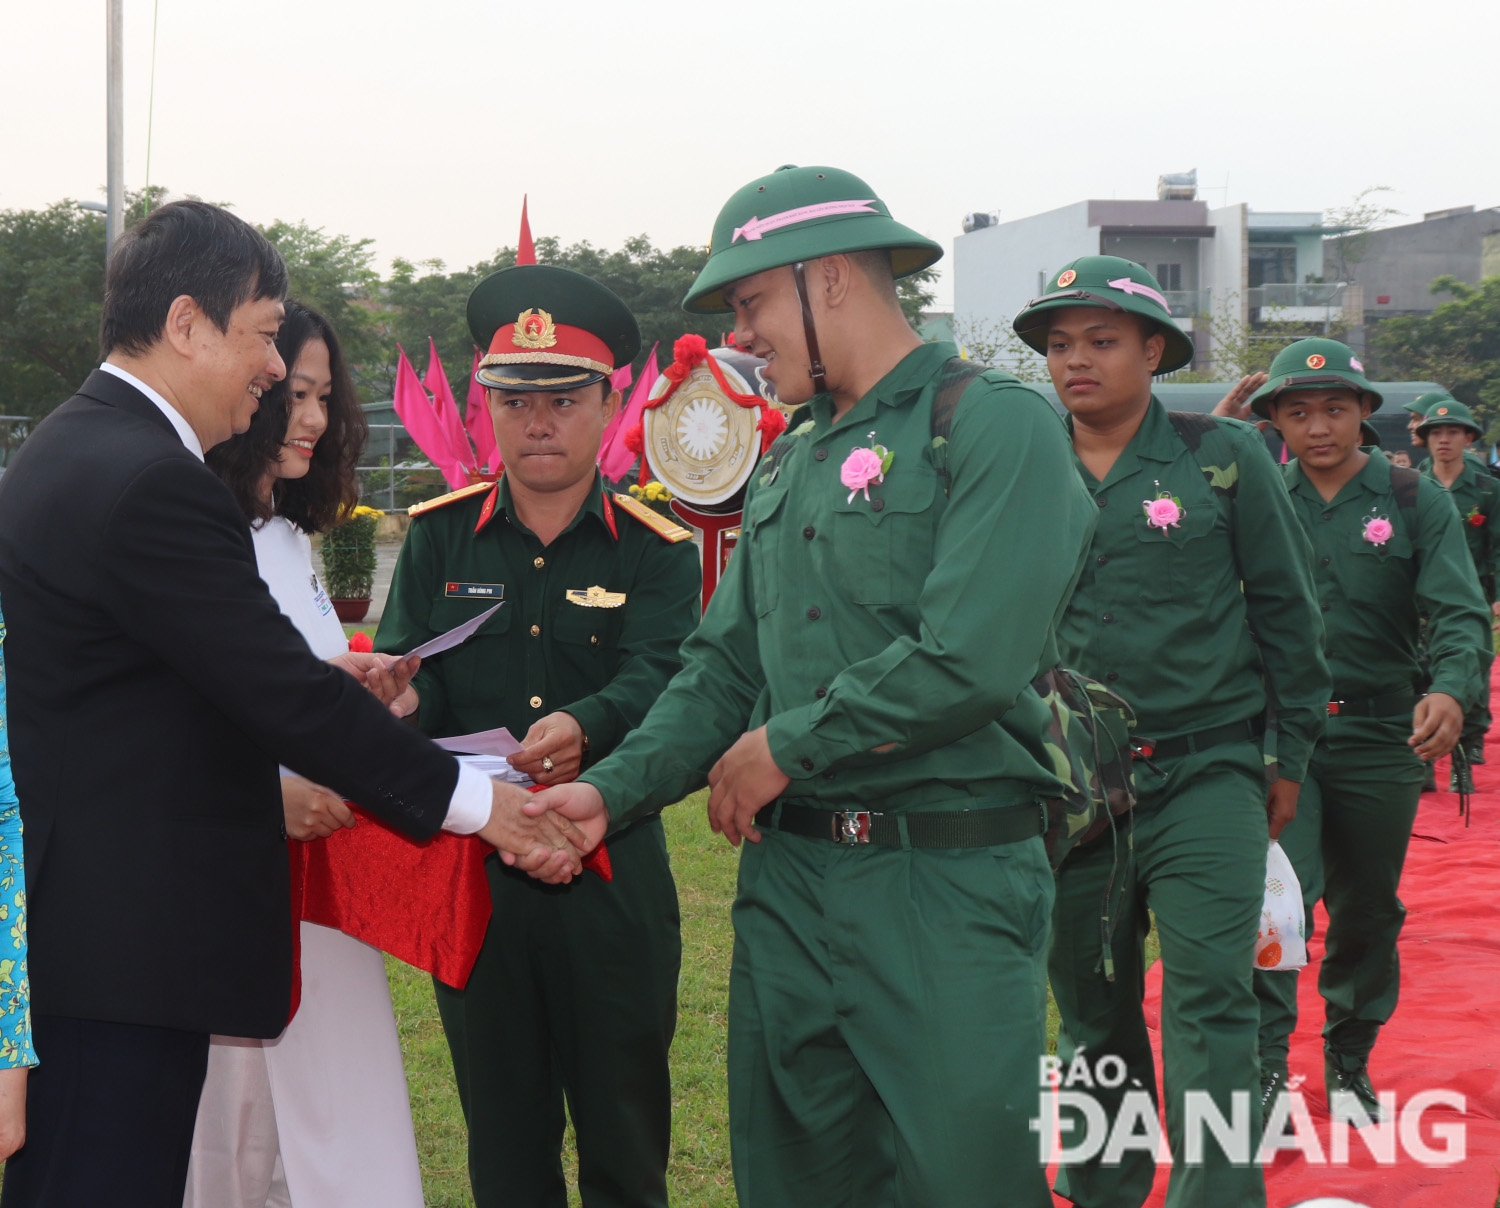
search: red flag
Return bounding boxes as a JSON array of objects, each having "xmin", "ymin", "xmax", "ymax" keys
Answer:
[
  {"xmin": 394, "ymin": 344, "xmax": 468, "ymax": 490},
  {"xmin": 424, "ymin": 338, "xmax": 475, "ymax": 472},
  {"xmin": 465, "ymin": 347, "xmax": 500, "ymax": 474},
  {"xmin": 599, "ymin": 342, "xmax": 659, "ymax": 481},
  {"xmin": 518, "ymin": 196, "xmax": 536, "ymax": 265}
]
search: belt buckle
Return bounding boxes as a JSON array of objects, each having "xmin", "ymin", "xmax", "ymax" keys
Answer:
[{"xmin": 835, "ymin": 810, "xmax": 871, "ymax": 845}]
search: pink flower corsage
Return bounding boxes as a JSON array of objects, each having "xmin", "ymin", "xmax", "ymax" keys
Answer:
[
  {"xmin": 841, "ymin": 439, "xmax": 894, "ymax": 503},
  {"xmin": 1363, "ymin": 516, "xmax": 1394, "ymax": 546},
  {"xmin": 1142, "ymin": 482, "xmax": 1184, "ymax": 533}
]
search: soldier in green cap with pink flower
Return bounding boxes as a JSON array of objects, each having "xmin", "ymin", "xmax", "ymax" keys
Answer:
[
  {"xmin": 1012, "ymin": 256, "xmax": 1330, "ymax": 1208},
  {"xmin": 531, "ymin": 164, "xmax": 1097, "ymax": 1207},
  {"xmin": 1248, "ymin": 337, "xmax": 1488, "ymax": 1130}
]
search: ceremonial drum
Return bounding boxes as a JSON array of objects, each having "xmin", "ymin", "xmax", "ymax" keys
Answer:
[{"xmin": 642, "ymin": 347, "xmax": 775, "ymax": 514}]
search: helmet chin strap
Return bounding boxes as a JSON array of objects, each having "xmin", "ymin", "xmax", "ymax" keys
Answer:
[{"xmin": 791, "ymin": 261, "xmax": 828, "ymax": 396}]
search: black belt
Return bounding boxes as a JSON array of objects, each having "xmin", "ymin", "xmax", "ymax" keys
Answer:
[
  {"xmin": 753, "ymin": 801, "xmax": 1045, "ymax": 849},
  {"xmin": 1134, "ymin": 717, "xmax": 1265, "ymax": 763},
  {"xmin": 1327, "ymin": 690, "xmax": 1417, "ymax": 718}
]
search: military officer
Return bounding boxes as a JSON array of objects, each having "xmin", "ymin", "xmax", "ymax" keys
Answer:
[
  {"xmin": 1011, "ymin": 257, "xmax": 1330, "ymax": 1208},
  {"xmin": 532, "ymin": 165, "xmax": 1097, "ymax": 1208},
  {"xmin": 374, "ymin": 265, "xmax": 700, "ymax": 1208},
  {"xmin": 1250, "ymin": 339, "xmax": 1489, "ymax": 1127},
  {"xmin": 1416, "ymin": 395, "xmax": 1499, "ymax": 780}
]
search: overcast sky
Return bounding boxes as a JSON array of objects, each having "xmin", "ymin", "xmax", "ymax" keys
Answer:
[{"xmin": 4, "ymin": 0, "xmax": 1495, "ymax": 309}]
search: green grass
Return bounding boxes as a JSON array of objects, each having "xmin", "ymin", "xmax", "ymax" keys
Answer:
[{"xmin": 388, "ymin": 794, "xmax": 1160, "ymax": 1206}]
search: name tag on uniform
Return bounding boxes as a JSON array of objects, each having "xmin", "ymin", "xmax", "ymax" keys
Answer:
[
  {"xmin": 445, "ymin": 582, "xmax": 505, "ymax": 600},
  {"xmin": 310, "ymin": 574, "xmax": 334, "ymax": 618},
  {"xmin": 565, "ymin": 586, "xmax": 627, "ymax": 609}
]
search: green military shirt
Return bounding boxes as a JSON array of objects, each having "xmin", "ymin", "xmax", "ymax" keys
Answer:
[
  {"xmin": 580, "ymin": 341, "xmax": 1098, "ymax": 825},
  {"xmin": 1285, "ymin": 452, "xmax": 1489, "ymax": 721},
  {"xmin": 373, "ymin": 473, "xmax": 701, "ymax": 757},
  {"xmin": 1058, "ymin": 400, "xmax": 1329, "ymax": 780},
  {"xmin": 1421, "ymin": 456, "xmax": 1500, "ymax": 599}
]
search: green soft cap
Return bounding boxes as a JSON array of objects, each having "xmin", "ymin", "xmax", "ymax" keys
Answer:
[
  {"xmin": 683, "ymin": 165, "xmax": 943, "ymax": 314},
  {"xmin": 1250, "ymin": 337, "xmax": 1382, "ymax": 418},
  {"xmin": 1416, "ymin": 396, "xmax": 1482, "ymax": 438},
  {"xmin": 1011, "ymin": 256, "xmax": 1195, "ymax": 375}
]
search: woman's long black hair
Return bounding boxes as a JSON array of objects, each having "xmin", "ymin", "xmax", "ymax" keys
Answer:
[{"xmin": 206, "ymin": 300, "xmax": 367, "ymax": 533}]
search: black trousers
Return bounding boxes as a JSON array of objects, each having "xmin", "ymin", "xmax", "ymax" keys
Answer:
[
  {"xmin": 435, "ymin": 816, "xmax": 682, "ymax": 1208},
  {"xmin": 1, "ymin": 1015, "xmax": 209, "ymax": 1208}
]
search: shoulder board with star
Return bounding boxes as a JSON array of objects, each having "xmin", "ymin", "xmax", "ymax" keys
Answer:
[
  {"xmin": 611, "ymin": 493, "xmax": 694, "ymax": 543},
  {"xmin": 407, "ymin": 481, "xmax": 493, "ymax": 519}
]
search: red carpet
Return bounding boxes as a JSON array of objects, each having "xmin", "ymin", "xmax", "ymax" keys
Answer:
[{"xmin": 1055, "ymin": 706, "xmax": 1500, "ymax": 1207}]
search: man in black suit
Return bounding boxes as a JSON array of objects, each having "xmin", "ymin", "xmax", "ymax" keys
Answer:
[{"xmin": 0, "ymin": 201, "xmax": 587, "ymax": 1207}]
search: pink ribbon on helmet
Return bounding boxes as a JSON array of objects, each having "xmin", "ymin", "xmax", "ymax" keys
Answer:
[
  {"xmin": 732, "ymin": 200, "xmax": 878, "ymax": 243},
  {"xmin": 1107, "ymin": 277, "xmax": 1170, "ymax": 313}
]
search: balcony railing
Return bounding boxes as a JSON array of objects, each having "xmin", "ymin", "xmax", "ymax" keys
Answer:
[{"xmin": 1248, "ymin": 283, "xmax": 1348, "ymax": 311}]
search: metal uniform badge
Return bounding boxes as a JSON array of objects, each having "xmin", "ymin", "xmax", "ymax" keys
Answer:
[
  {"xmin": 565, "ymin": 586, "xmax": 627, "ymax": 608},
  {"xmin": 512, "ymin": 308, "xmax": 558, "ymax": 349},
  {"xmin": 1056, "ymin": 269, "xmax": 1077, "ymax": 288},
  {"xmin": 1306, "ymin": 354, "xmax": 1327, "ymax": 369}
]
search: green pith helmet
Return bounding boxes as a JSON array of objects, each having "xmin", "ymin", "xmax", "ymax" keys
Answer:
[
  {"xmin": 467, "ymin": 264, "xmax": 640, "ymax": 390},
  {"xmin": 1416, "ymin": 397, "xmax": 1482, "ymax": 438},
  {"xmin": 1360, "ymin": 421, "xmax": 1381, "ymax": 448},
  {"xmin": 682, "ymin": 165, "xmax": 943, "ymax": 314},
  {"xmin": 1250, "ymin": 337, "xmax": 1382, "ymax": 418},
  {"xmin": 1011, "ymin": 256, "xmax": 1195, "ymax": 375},
  {"xmin": 1407, "ymin": 389, "xmax": 1457, "ymax": 417}
]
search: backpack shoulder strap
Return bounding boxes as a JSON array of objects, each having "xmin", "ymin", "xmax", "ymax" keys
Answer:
[
  {"xmin": 1390, "ymin": 464, "xmax": 1421, "ymax": 516},
  {"xmin": 1167, "ymin": 411, "xmax": 1240, "ymax": 499},
  {"xmin": 931, "ymin": 356, "xmax": 1017, "ymax": 496}
]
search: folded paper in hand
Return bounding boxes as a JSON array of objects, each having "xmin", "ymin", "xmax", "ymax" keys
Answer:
[{"xmin": 405, "ymin": 601, "xmax": 505, "ymax": 661}]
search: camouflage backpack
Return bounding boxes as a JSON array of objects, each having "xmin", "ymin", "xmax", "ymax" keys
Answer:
[{"xmin": 928, "ymin": 358, "xmax": 1139, "ymax": 872}]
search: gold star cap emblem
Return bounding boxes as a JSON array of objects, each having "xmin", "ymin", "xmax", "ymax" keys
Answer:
[
  {"xmin": 1056, "ymin": 269, "xmax": 1077, "ymax": 288},
  {"xmin": 511, "ymin": 308, "xmax": 558, "ymax": 350}
]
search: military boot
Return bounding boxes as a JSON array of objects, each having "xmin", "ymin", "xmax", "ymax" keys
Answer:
[
  {"xmin": 1421, "ymin": 761, "xmax": 1438, "ymax": 793},
  {"xmin": 1258, "ymin": 1068, "xmax": 1294, "ymax": 1139},
  {"xmin": 1326, "ymin": 1052, "xmax": 1384, "ymax": 1126},
  {"xmin": 1450, "ymin": 759, "xmax": 1475, "ymax": 794},
  {"xmin": 1467, "ymin": 738, "xmax": 1485, "ymax": 766}
]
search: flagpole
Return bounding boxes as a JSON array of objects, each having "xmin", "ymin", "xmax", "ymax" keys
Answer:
[{"xmin": 105, "ymin": 0, "xmax": 124, "ymax": 253}]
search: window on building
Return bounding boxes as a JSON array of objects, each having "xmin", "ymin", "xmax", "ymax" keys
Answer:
[
  {"xmin": 1249, "ymin": 245, "xmax": 1297, "ymax": 287},
  {"xmin": 1155, "ymin": 263, "xmax": 1182, "ymax": 291}
]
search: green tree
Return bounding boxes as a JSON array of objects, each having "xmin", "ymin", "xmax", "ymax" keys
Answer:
[
  {"xmin": 1372, "ymin": 275, "xmax": 1500, "ymax": 438},
  {"xmin": 1325, "ymin": 186, "xmax": 1404, "ymax": 283},
  {"xmin": 0, "ymin": 200, "xmax": 107, "ymax": 426},
  {"xmin": 259, "ymin": 219, "xmax": 387, "ymax": 401},
  {"xmin": 948, "ymin": 315, "xmax": 1049, "ymax": 383}
]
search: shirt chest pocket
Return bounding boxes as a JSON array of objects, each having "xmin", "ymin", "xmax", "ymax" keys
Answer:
[
  {"xmin": 551, "ymin": 599, "xmax": 623, "ymax": 653},
  {"xmin": 1130, "ymin": 486, "xmax": 1221, "ymax": 604},
  {"xmin": 745, "ymin": 481, "xmax": 790, "ymax": 617},
  {"xmin": 1342, "ymin": 528, "xmax": 1415, "ymax": 603},
  {"xmin": 425, "ymin": 596, "xmax": 512, "ymax": 703},
  {"xmin": 831, "ymin": 468, "xmax": 938, "ymax": 605}
]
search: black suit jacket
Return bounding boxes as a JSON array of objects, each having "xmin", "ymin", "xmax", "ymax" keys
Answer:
[{"xmin": 0, "ymin": 371, "xmax": 464, "ymax": 1037}]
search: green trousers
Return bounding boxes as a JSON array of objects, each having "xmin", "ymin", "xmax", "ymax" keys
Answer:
[
  {"xmin": 1254, "ymin": 730, "xmax": 1425, "ymax": 1072},
  {"xmin": 435, "ymin": 816, "xmax": 681, "ymax": 1208},
  {"xmin": 728, "ymin": 823, "xmax": 1055, "ymax": 1208},
  {"xmin": 1050, "ymin": 741, "xmax": 1267, "ymax": 1208},
  {"xmin": 1462, "ymin": 645, "xmax": 1493, "ymax": 750}
]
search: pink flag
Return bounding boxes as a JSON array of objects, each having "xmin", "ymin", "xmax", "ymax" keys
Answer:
[
  {"xmin": 465, "ymin": 348, "xmax": 500, "ymax": 474},
  {"xmin": 599, "ymin": 343, "xmax": 659, "ymax": 482},
  {"xmin": 610, "ymin": 364, "xmax": 634, "ymax": 394},
  {"xmin": 394, "ymin": 344, "xmax": 468, "ymax": 490},
  {"xmin": 424, "ymin": 338, "xmax": 475, "ymax": 472}
]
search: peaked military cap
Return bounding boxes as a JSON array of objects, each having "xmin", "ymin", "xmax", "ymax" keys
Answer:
[
  {"xmin": 1250, "ymin": 337, "xmax": 1382, "ymax": 417},
  {"xmin": 468, "ymin": 264, "xmax": 640, "ymax": 391},
  {"xmin": 1416, "ymin": 396, "xmax": 1482, "ymax": 438},
  {"xmin": 1012, "ymin": 256, "xmax": 1195, "ymax": 375},
  {"xmin": 683, "ymin": 165, "xmax": 943, "ymax": 314}
]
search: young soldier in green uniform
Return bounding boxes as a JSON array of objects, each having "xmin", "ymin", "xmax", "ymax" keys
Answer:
[
  {"xmin": 1012, "ymin": 257, "xmax": 1330, "ymax": 1208},
  {"xmin": 1250, "ymin": 339, "xmax": 1489, "ymax": 1126},
  {"xmin": 374, "ymin": 265, "xmax": 700, "ymax": 1208},
  {"xmin": 1416, "ymin": 397, "xmax": 1499, "ymax": 782},
  {"xmin": 531, "ymin": 165, "xmax": 1097, "ymax": 1208}
]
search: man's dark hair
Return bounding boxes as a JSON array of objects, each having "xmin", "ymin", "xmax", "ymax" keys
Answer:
[
  {"xmin": 206, "ymin": 301, "xmax": 367, "ymax": 534},
  {"xmin": 100, "ymin": 200, "xmax": 289, "ymax": 357}
]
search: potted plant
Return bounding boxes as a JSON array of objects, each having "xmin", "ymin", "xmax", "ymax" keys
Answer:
[{"xmin": 322, "ymin": 504, "xmax": 382, "ymax": 622}]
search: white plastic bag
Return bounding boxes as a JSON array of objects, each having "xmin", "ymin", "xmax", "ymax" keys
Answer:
[{"xmin": 1255, "ymin": 841, "xmax": 1307, "ymax": 972}]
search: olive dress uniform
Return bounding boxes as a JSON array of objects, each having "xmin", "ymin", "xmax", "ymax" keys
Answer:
[
  {"xmin": 1250, "ymin": 377, "xmax": 1490, "ymax": 1102},
  {"xmin": 582, "ymin": 339, "xmax": 1097, "ymax": 1208},
  {"xmin": 1011, "ymin": 259, "xmax": 1330, "ymax": 1208},
  {"xmin": 375, "ymin": 474, "xmax": 699, "ymax": 1208},
  {"xmin": 1418, "ymin": 405, "xmax": 1500, "ymax": 756}
]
